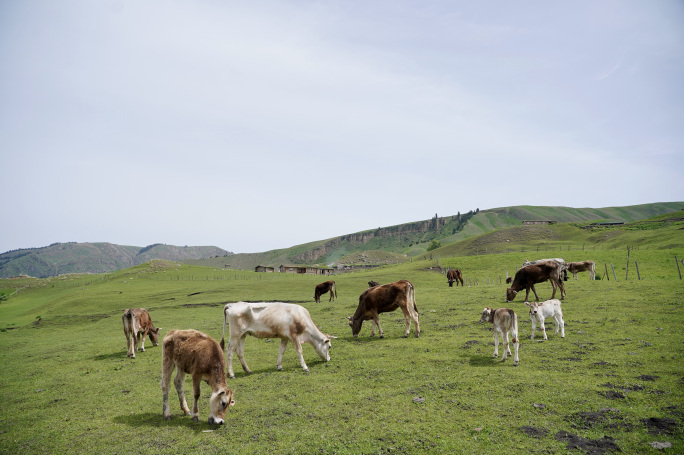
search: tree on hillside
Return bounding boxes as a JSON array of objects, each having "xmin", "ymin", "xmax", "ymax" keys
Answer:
[{"xmin": 427, "ymin": 240, "xmax": 442, "ymax": 252}]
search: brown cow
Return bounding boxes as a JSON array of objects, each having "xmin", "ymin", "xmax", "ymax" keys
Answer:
[
  {"xmin": 506, "ymin": 262, "xmax": 565, "ymax": 302},
  {"xmin": 122, "ymin": 308, "xmax": 160, "ymax": 359},
  {"xmin": 479, "ymin": 307, "xmax": 519, "ymax": 366},
  {"xmin": 348, "ymin": 280, "xmax": 420, "ymax": 338},
  {"xmin": 447, "ymin": 268, "xmax": 464, "ymax": 287},
  {"xmin": 314, "ymin": 280, "xmax": 337, "ymax": 303},
  {"xmin": 368, "ymin": 281, "xmax": 380, "ymax": 288},
  {"xmin": 566, "ymin": 260, "xmax": 596, "ymax": 280},
  {"xmin": 161, "ymin": 329, "xmax": 235, "ymax": 424}
]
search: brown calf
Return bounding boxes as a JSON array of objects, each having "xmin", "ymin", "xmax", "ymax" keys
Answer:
[
  {"xmin": 506, "ymin": 262, "xmax": 565, "ymax": 302},
  {"xmin": 566, "ymin": 260, "xmax": 596, "ymax": 280},
  {"xmin": 447, "ymin": 268, "xmax": 464, "ymax": 287},
  {"xmin": 122, "ymin": 308, "xmax": 160, "ymax": 359},
  {"xmin": 479, "ymin": 307, "xmax": 519, "ymax": 366},
  {"xmin": 161, "ymin": 329, "xmax": 235, "ymax": 424},
  {"xmin": 348, "ymin": 280, "xmax": 419, "ymax": 338},
  {"xmin": 368, "ymin": 281, "xmax": 380, "ymax": 288},
  {"xmin": 314, "ymin": 280, "xmax": 337, "ymax": 303}
]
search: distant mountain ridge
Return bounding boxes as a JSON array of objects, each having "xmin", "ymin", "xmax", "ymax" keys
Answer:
[{"xmin": 0, "ymin": 243, "xmax": 232, "ymax": 278}]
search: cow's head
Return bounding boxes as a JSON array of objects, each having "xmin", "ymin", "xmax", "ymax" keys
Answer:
[
  {"xmin": 208, "ymin": 388, "xmax": 235, "ymax": 425},
  {"xmin": 347, "ymin": 316, "xmax": 364, "ymax": 337},
  {"xmin": 506, "ymin": 288, "xmax": 517, "ymax": 302},
  {"xmin": 525, "ymin": 301, "xmax": 540, "ymax": 316},
  {"xmin": 149, "ymin": 327, "xmax": 161, "ymax": 346},
  {"xmin": 315, "ymin": 335, "xmax": 336, "ymax": 362},
  {"xmin": 479, "ymin": 307, "xmax": 494, "ymax": 323}
]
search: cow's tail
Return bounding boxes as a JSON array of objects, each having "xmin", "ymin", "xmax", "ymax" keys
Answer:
[
  {"xmin": 220, "ymin": 305, "xmax": 229, "ymax": 351},
  {"xmin": 124, "ymin": 309, "xmax": 132, "ymax": 319},
  {"xmin": 333, "ymin": 281, "xmax": 337, "ymax": 299},
  {"xmin": 511, "ymin": 310, "xmax": 519, "ymax": 344},
  {"xmin": 408, "ymin": 282, "xmax": 418, "ymax": 314}
]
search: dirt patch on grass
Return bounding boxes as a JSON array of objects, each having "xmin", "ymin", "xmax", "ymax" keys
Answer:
[
  {"xmin": 573, "ymin": 408, "xmax": 633, "ymax": 431},
  {"xmin": 520, "ymin": 426, "xmax": 548, "ymax": 438},
  {"xmin": 641, "ymin": 417, "xmax": 678, "ymax": 435},
  {"xmin": 555, "ymin": 431, "xmax": 620, "ymax": 454}
]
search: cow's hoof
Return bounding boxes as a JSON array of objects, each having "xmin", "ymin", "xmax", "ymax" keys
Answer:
[
  {"xmin": 164, "ymin": 416, "xmax": 171, "ymax": 421},
  {"xmin": 277, "ymin": 366, "xmax": 283, "ymax": 371},
  {"xmin": 514, "ymin": 362, "xmax": 519, "ymax": 367},
  {"xmin": 192, "ymin": 416, "xmax": 199, "ymax": 422},
  {"xmin": 228, "ymin": 375, "xmax": 236, "ymax": 379},
  {"xmin": 303, "ymin": 368, "xmax": 309, "ymax": 373}
]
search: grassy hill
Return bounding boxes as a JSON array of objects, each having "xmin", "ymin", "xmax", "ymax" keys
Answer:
[
  {"xmin": 189, "ymin": 202, "xmax": 684, "ymax": 270},
  {"xmin": 0, "ymin": 243, "xmax": 232, "ymax": 278}
]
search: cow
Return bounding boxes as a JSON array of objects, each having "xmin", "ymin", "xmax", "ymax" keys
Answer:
[
  {"xmin": 447, "ymin": 268, "xmax": 464, "ymax": 287},
  {"xmin": 220, "ymin": 302, "xmax": 335, "ymax": 378},
  {"xmin": 525, "ymin": 300, "xmax": 565, "ymax": 340},
  {"xmin": 506, "ymin": 262, "xmax": 565, "ymax": 302},
  {"xmin": 566, "ymin": 260, "xmax": 596, "ymax": 280},
  {"xmin": 314, "ymin": 280, "xmax": 337, "ymax": 303},
  {"xmin": 161, "ymin": 329, "xmax": 235, "ymax": 424},
  {"xmin": 348, "ymin": 279, "xmax": 420, "ymax": 338},
  {"xmin": 368, "ymin": 281, "xmax": 380, "ymax": 288},
  {"xmin": 122, "ymin": 308, "xmax": 161, "ymax": 359},
  {"xmin": 479, "ymin": 307, "xmax": 519, "ymax": 366},
  {"xmin": 523, "ymin": 258, "xmax": 568, "ymax": 281}
]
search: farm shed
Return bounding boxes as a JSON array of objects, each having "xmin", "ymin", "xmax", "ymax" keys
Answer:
[
  {"xmin": 278, "ymin": 265, "xmax": 335, "ymax": 275},
  {"xmin": 522, "ymin": 220, "xmax": 557, "ymax": 225},
  {"xmin": 254, "ymin": 265, "xmax": 275, "ymax": 273}
]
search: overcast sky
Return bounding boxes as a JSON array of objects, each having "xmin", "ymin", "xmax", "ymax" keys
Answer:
[{"xmin": 1, "ymin": 1, "xmax": 682, "ymax": 254}]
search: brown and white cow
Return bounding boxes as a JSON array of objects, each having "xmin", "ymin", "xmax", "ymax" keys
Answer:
[
  {"xmin": 122, "ymin": 308, "xmax": 161, "ymax": 359},
  {"xmin": 220, "ymin": 302, "xmax": 335, "ymax": 378},
  {"xmin": 479, "ymin": 307, "xmax": 519, "ymax": 366},
  {"xmin": 348, "ymin": 279, "xmax": 420, "ymax": 338},
  {"xmin": 506, "ymin": 262, "xmax": 565, "ymax": 302},
  {"xmin": 161, "ymin": 329, "xmax": 235, "ymax": 424},
  {"xmin": 447, "ymin": 268, "xmax": 464, "ymax": 287},
  {"xmin": 525, "ymin": 300, "xmax": 565, "ymax": 340},
  {"xmin": 314, "ymin": 280, "xmax": 337, "ymax": 303},
  {"xmin": 566, "ymin": 260, "xmax": 596, "ymax": 280}
]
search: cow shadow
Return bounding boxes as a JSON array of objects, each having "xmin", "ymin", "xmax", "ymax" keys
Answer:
[
  {"xmin": 468, "ymin": 355, "xmax": 506, "ymax": 367},
  {"xmin": 113, "ymin": 412, "xmax": 236, "ymax": 432},
  {"xmin": 92, "ymin": 351, "xmax": 128, "ymax": 361}
]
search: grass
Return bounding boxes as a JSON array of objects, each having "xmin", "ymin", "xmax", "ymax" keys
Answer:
[{"xmin": 0, "ymin": 252, "xmax": 683, "ymax": 454}]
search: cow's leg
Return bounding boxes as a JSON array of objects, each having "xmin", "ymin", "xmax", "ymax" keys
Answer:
[
  {"xmin": 190, "ymin": 374, "xmax": 201, "ymax": 421},
  {"xmin": 226, "ymin": 337, "xmax": 237, "ymax": 378},
  {"xmin": 277, "ymin": 338, "xmax": 288, "ymax": 371},
  {"xmin": 236, "ymin": 334, "xmax": 251, "ymax": 374},
  {"xmin": 161, "ymin": 354, "xmax": 174, "ymax": 420},
  {"xmin": 493, "ymin": 331, "xmax": 499, "ymax": 359},
  {"xmin": 370, "ymin": 319, "xmax": 376, "ymax": 337},
  {"xmin": 125, "ymin": 330, "xmax": 134, "ymax": 358},
  {"xmin": 512, "ymin": 331, "xmax": 519, "ymax": 366},
  {"xmin": 139, "ymin": 329, "xmax": 147, "ymax": 352},
  {"xmin": 173, "ymin": 371, "xmax": 191, "ymax": 416},
  {"xmin": 550, "ymin": 280, "xmax": 557, "ymax": 299},
  {"xmin": 290, "ymin": 336, "xmax": 309, "ymax": 372},
  {"xmin": 373, "ymin": 315, "xmax": 384, "ymax": 338},
  {"xmin": 501, "ymin": 329, "xmax": 510, "ymax": 362},
  {"xmin": 530, "ymin": 285, "xmax": 540, "ymax": 301},
  {"xmin": 556, "ymin": 313, "xmax": 565, "ymax": 338},
  {"xmin": 329, "ymin": 291, "xmax": 334, "ymax": 302},
  {"xmin": 401, "ymin": 308, "xmax": 412, "ymax": 338},
  {"xmin": 539, "ymin": 316, "xmax": 548, "ymax": 340},
  {"xmin": 559, "ymin": 280, "xmax": 565, "ymax": 299}
]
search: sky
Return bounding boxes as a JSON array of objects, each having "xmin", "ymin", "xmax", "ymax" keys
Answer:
[{"xmin": 1, "ymin": 1, "xmax": 683, "ymax": 254}]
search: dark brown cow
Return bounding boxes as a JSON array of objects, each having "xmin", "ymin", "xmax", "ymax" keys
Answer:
[
  {"xmin": 161, "ymin": 329, "xmax": 235, "ymax": 424},
  {"xmin": 122, "ymin": 308, "xmax": 160, "ymax": 359},
  {"xmin": 368, "ymin": 281, "xmax": 380, "ymax": 288},
  {"xmin": 506, "ymin": 262, "xmax": 565, "ymax": 302},
  {"xmin": 447, "ymin": 269, "xmax": 464, "ymax": 287},
  {"xmin": 566, "ymin": 260, "xmax": 596, "ymax": 280},
  {"xmin": 314, "ymin": 280, "xmax": 337, "ymax": 303},
  {"xmin": 348, "ymin": 280, "xmax": 420, "ymax": 338}
]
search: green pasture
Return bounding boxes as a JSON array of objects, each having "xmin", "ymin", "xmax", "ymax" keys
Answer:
[{"xmin": 0, "ymin": 251, "xmax": 682, "ymax": 454}]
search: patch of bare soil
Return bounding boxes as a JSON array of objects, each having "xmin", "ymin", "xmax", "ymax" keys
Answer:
[
  {"xmin": 520, "ymin": 426, "xmax": 548, "ymax": 438},
  {"xmin": 573, "ymin": 408, "xmax": 633, "ymax": 431},
  {"xmin": 555, "ymin": 431, "xmax": 620, "ymax": 454},
  {"xmin": 641, "ymin": 417, "xmax": 678, "ymax": 435}
]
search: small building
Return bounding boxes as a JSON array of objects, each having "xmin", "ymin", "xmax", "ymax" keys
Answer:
[
  {"xmin": 522, "ymin": 220, "xmax": 557, "ymax": 225},
  {"xmin": 278, "ymin": 265, "xmax": 335, "ymax": 275},
  {"xmin": 254, "ymin": 265, "xmax": 275, "ymax": 273}
]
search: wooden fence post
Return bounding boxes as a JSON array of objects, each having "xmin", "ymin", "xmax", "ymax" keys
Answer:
[
  {"xmin": 611, "ymin": 264, "xmax": 618, "ymax": 281},
  {"xmin": 676, "ymin": 256, "xmax": 682, "ymax": 280},
  {"xmin": 625, "ymin": 247, "xmax": 630, "ymax": 280},
  {"xmin": 604, "ymin": 263, "xmax": 609, "ymax": 281},
  {"xmin": 635, "ymin": 261, "xmax": 641, "ymax": 280}
]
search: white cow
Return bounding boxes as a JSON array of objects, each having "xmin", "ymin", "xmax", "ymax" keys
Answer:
[
  {"xmin": 525, "ymin": 299, "xmax": 565, "ymax": 340},
  {"xmin": 220, "ymin": 302, "xmax": 336, "ymax": 378},
  {"xmin": 479, "ymin": 307, "xmax": 520, "ymax": 366}
]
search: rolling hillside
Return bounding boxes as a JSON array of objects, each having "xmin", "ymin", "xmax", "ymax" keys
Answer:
[{"xmin": 0, "ymin": 243, "xmax": 231, "ymax": 278}]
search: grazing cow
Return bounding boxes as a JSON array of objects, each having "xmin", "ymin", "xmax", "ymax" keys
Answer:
[
  {"xmin": 479, "ymin": 307, "xmax": 519, "ymax": 366},
  {"xmin": 161, "ymin": 329, "xmax": 235, "ymax": 424},
  {"xmin": 566, "ymin": 260, "xmax": 596, "ymax": 280},
  {"xmin": 525, "ymin": 300, "xmax": 565, "ymax": 340},
  {"xmin": 506, "ymin": 262, "xmax": 565, "ymax": 302},
  {"xmin": 348, "ymin": 280, "xmax": 420, "ymax": 338},
  {"xmin": 122, "ymin": 308, "xmax": 161, "ymax": 359},
  {"xmin": 220, "ymin": 302, "xmax": 335, "ymax": 378},
  {"xmin": 447, "ymin": 268, "xmax": 464, "ymax": 287},
  {"xmin": 368, "ymin": 281, "xmax": 380, "ymax": 288},
  {"xmin": 314, "ymin": 280, "xmax": 337, "ymax": 303}
]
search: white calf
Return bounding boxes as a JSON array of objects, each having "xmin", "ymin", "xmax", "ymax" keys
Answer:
[
  {"xmin": 479, "ymin": 307, "xmax": 520, "ymax": 366},
  {"xmin": 525, "ymin": 299, "xmax": 565, "ymax": 340}
]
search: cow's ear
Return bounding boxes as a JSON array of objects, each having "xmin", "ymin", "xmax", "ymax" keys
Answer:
[
  {"xmin": 346, "ymin": 316, "xmax": 351, "ymax": 321},
  {"xmin": 524, "ymin": 302, "xmax": 531, "ymax": 307},
  {"xmin": 329, "ymin": 335, "xmax": 338, "ymax": 339}
]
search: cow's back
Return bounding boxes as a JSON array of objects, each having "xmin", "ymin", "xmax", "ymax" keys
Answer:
[
  {"xmin": 360, "ymin": 280, "xmax": 411, "ymax": 313},
  {"xmin": 164, "ymin": 329, "xmax": 225, "ymax": 375}
]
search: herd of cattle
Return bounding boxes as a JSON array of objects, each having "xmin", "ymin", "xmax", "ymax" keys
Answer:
[{"xmin": 120, "ymin": 257, "xmax": 595, "ymax": 424}]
